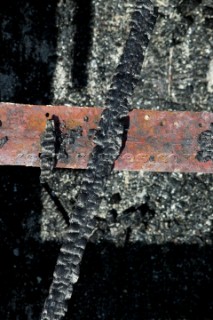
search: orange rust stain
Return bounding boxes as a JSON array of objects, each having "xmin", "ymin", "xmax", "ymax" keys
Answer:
[
  {"xmin": 27, "ymin": 113, "xmax": 46, "ymax": 132},
  {"xmin": 65, "ymin": 118, "xmax": 84, "ymax": 129},
  {"xmin": 1, "ymin": 103, "xmax": 213, "ymax": 173}
]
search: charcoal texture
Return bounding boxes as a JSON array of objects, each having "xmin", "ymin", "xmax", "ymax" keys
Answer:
[
  {"xmin": 40, "ymin": 1, "xmax": 157, "ymax": 319},
  {"xmin": 1, "ymin": 0, "xmax": 213, "ymax": 319}
]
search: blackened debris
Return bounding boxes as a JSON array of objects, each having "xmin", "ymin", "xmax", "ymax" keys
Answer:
[{"xmin": 196, "ymin": 123, "xmax": 213, "ymax": 162}]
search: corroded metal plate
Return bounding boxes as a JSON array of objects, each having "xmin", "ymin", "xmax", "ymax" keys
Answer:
[{"xmin": 0, "ymin": 102, "xmax": 213, "ymax": 173}]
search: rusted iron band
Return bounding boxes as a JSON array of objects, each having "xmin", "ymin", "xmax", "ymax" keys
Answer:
[{"xmin": 0, "ymin": 102, "xmax": 212, "ymax": 173}]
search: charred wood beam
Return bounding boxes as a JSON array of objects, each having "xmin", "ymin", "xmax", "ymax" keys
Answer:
[{"xmin": 40, "ymin": 1, "xmax": 158, "ymax": 319}]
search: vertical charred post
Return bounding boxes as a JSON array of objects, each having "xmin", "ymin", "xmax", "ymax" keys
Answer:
[
  {"xmin": 40, "ymin": 1, "xmax": 158, "ymax": 319},
  {"xmin": 40, "ymin": 120, "xmax": 56, "ymax": 184}
]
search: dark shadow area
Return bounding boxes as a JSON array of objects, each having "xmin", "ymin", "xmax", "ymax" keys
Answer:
[
  {"xmin": 0, "ymin": 171, "xmax": 212, "ymax": 319},
  {"xmin": 0, "ymin": 1, "xmax": 58, "ymax": 104},
  {"xmin": 0, "ymin": 167, "xmax": 61, "ymax": 319},
  {"xmin": 120, "ymin": 116, "xmax": 130, "ymax": 155},
  {"xmin": 0, "ymin": 2, "xmax": 61, "ymax": 318},
  {"xmin": 71, "ymin": 0, "xmax": 94, "ymax": 88},
  {"xmin": 68, "ymin": 242, "xmax": 213, "ymax": 320}
]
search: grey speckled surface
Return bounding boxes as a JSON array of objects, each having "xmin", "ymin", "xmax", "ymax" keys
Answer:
[{"xmin": 0, "ymin": 0, "xmax": 213, "ymax": 319}]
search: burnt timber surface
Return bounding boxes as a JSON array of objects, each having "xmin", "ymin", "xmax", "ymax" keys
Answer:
[{"xmin": 0, "ymin": 0, "xmax": 213, "ymax": 319}]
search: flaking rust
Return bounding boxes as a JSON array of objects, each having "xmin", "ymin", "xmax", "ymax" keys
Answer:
[{"xmin": 0, "ymin": 102, "xmax": 213, "ymax": 173}]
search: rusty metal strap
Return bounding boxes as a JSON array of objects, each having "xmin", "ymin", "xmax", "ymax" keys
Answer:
[{"xmin": 0, "ymin": 102, "xmax": 213, "ymax": 173}]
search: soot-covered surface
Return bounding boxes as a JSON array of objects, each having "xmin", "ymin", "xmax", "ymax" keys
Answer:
[{"xmin": 0, "ymin": 1, "xmax": 213, "ymax": 319}]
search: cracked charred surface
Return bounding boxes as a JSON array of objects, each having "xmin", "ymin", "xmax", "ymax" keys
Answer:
[
  {"xmin": 40, "ymin": 1, "xmax": 157, "ymax": 319},
  {"xmin": 1, "ymin": 0, "xmax": 213, "ymax": 319}
]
